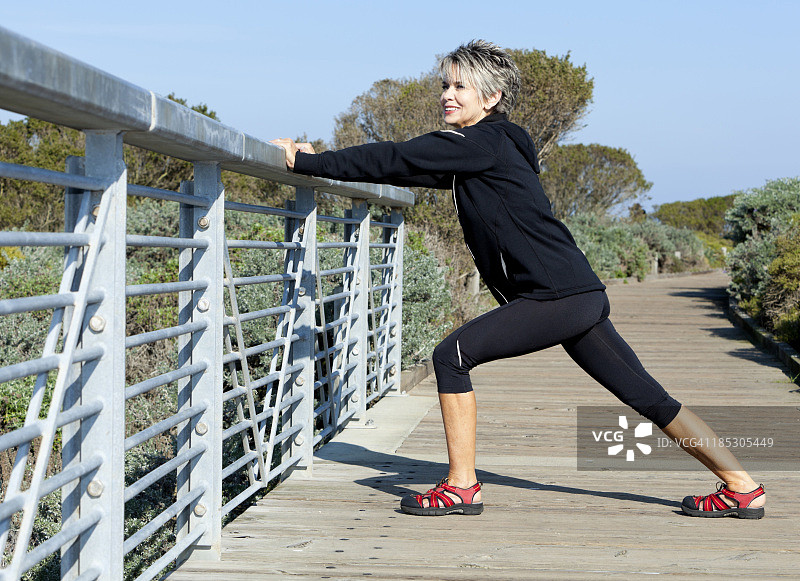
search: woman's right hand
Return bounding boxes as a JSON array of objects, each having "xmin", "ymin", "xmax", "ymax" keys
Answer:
[{"xmin": 269, "ymin": 138, "xmax": 316, "ymax": 170}]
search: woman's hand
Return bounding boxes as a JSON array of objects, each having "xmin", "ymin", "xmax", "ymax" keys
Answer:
[{"xmin": 269, "ymin": 138, "xmax": 316, "ymax": 170}]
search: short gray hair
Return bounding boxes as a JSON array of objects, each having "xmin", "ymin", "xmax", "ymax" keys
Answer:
[{"xmin": 438, "ymin": 40, "xmax": 521, "ymax": 114}]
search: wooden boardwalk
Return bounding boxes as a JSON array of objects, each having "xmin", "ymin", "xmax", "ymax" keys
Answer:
[{"xmin": 172, "ymin": 272, "xmax": 800, "ymax": 580}]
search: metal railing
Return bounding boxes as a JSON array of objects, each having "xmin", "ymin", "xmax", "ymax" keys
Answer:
[{"xmin": 0, "ymin": 27, "xmax": 412, "ymax": 580}]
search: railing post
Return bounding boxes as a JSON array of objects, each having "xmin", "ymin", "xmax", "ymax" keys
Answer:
[
  {"xmin": 73, "ymin": 131, "xmax": 127, "ymax": 580},
  {"xmin": 285, "ymin": 187, "xmax": 316, "ymax": 478},
  {"xmin": 387, "ymin": 209, "xmax": 405, "ymax": 393},
  {"xmin": 176, "ymin": 162, "xmax": 225, "ymax": 561},
  {"xmin": 60, "ymin": 155, "xmax": 85, "ymax": 580},
  {"xmin": 347, "ymin": 201, "xmax": 370, "ymax": 421}
]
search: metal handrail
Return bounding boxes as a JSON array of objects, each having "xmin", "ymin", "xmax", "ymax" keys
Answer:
[{"xmin": 0, "ymin": 25, "xmax": 410, "ymax": 581}]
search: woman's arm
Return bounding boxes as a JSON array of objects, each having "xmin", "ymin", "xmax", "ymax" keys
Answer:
[{"xmin": 272, "ymin": 130, "xmax": 496, "ymax": 189}]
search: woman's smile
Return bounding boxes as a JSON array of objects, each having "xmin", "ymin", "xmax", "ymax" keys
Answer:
[{"xmin": 441, "ymin": 73, "xmax": 489, "ymax": 128}]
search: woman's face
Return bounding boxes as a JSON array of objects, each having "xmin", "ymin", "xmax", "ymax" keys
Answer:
[{"xmin": 441, "ymin": 70, "xmax": 492, "ymax": 129}]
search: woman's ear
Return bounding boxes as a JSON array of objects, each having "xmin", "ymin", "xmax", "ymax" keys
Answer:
[{"xmin": 485, "ymin": 90, "xmax": 502, "ymax": 111}]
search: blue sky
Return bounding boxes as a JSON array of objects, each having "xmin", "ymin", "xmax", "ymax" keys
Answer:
[{"xmin": 2, "ymin": 1, "xmax": 798, "ymax": 211}]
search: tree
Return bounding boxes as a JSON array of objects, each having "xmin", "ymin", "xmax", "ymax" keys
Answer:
[
  {"xmin": 652, "ymin": 195, "xmax": 736, "ymax": 237},
  {"xmin": 507, "ymin": 49, "xmax": 593, "ymax": 161},
  {"xmin": 538, "ymin": 143, "xmax": 652, "ymax": 219},
  {"xmin": 333, "ymin": 49, "xmax": 593, "ymax": 163}
]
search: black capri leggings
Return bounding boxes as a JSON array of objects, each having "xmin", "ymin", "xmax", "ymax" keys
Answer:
[{"xmin": 432, "ymin": 290, "xmax": 682, "ymax": 429}]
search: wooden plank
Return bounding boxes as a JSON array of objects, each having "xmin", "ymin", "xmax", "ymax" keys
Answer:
[{"xmin": 171, "ymin": 272, "xmax": 800, "ymax": 580}]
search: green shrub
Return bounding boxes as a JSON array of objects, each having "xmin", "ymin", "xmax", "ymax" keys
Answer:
[
  {"xmin": 763, "ymin": 216, "xmax": 800, "ymax": 349},
  {"xmin": 725, "ymin": 177, "xmax": 800, "ymax": 244},
  {"xmin": 694, "ymin": 232, "xmax": 731, "ymax": 268},
  {"xmin": 566, "ymin": 213, "xmax": 650, "ymax": 280},
  {"xmin": 627, "ymin": 220, "xmax": 708, "ymax": 273},
  {"xmin": 725, "ymin": 177, "xmax": 800, "ymax": 350},
  {"xmin": 401, "ymin": 237, "xmax": 451, "ymax": 367}
]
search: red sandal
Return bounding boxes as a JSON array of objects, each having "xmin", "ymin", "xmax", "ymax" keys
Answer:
[
  {"xmin": 400, "ymin": 477, "xmax": 483, "ymax": 516},
  {"xmin": 681, "ymin": 482, "xmax": 765, "ymax": 519}
]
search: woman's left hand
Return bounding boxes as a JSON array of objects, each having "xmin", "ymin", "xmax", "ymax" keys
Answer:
[{"xmin": 270, "ymin": 138, "xmax": 316, "ymax": 170}]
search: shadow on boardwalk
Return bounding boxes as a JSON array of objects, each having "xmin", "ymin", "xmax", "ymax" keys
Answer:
[
  {"xmin": 172, "ymin": 272, "xmax": 799, "ymax": 580},
  {"xmin": 316, "ymin": 443, "xmax": 677, "ymax": 510}
]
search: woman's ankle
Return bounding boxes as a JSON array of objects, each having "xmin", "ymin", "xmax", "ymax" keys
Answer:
[{"xmin": 446, "ymin": 473, "xmax": 478, "ymax": 489}]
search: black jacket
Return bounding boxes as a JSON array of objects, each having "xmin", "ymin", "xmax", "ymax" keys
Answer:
[{"xmin": 293, "ymin": 113, "xmax": 605, "ymax": 303}]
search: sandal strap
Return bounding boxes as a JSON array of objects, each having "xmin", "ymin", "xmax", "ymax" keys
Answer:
[
  {"xmin": 719, "ymin": 484, "xmax": 765, "ymax": 508},
  {"xmin": 692, "ymin": 483, "xmax": 765, "ymax": 511},
  {"xmin": 414, "ymin": 478, "xmax": 482, "ymax": 508}
]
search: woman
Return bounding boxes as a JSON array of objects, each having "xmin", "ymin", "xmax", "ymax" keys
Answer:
[{"xmin": 271, "ymin": 40, "xmax": 765, "ymax": 519}]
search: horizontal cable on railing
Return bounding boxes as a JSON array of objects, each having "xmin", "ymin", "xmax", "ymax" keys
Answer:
[
  {"xmin": 317, "ymin": 214, "xmax": 360, "ymax": 225},
  {"xmin": 221, "ymin": 419, "xmax": 256, "ymax": 442},
  {"xmin": 367, "ymin": 325, "xmax": 388, "ymax": 339},
  {"xmin": 313, "ymin": 363, "xmax": 357, "ymax": 399},
  {"xmin": 318, "ymin": 289, "xmax": 359, "ymax": 305},
  {"xmin": 0, "ymin": 160, "xmax": 109, "ymax": 191},
  {"xmin": 250, "ymin": 363, "xmax": 303, "ymax": 391},
  {"xmin": 127, "ymin": 183, "xmax": 209, "ymax": 207},
  {"xmin": 132, "ymin": 526, "xmax": 206, "ymax": 581},
  {"xmin": 341, "ymin": 383, "xmax": 358, "ymax": 399},
  {"xmin": 370, "ymin": 263, "xmax": 396, "ymax": 270},
  {"xmin": 126, "ymin": 235, "xmax": 209, "ymax": 249},
  {"xmin": 0, "ymin": 231, "xmax": 92, "ymax": 247},
  {"xmin": 0, "ymin": 345, "xmax": 103, "ymax": 383},
  {"xmin": 273, "ymin": 420, "xmax": 304, "ymax": 446},
  {"xmin": 126, "ymin": 361, "xmax": 207, "ymax": 400},
  {"xmin": 369, "ymin": 220, "xmax": 399, "ymax": 229},
  {"xmin": 223, "ymin": 304, "xmax": 292, "ymax": 327},
  {"xmin": 20, "ymin": 509, "xmax": 103, "ymax": 578},
  {"xmin": 313, "ymin": 336, "xmax": 357, "ymax": 362},
  {"xmin": 221, "ymin": 450, "xmax": 259, "ymax": 480},
  {"xmin": 369, "ymin": 242, "xmax": 396, "ymax": 249},
  {"xmin": 221, "ymin": 482, "xmax": 265, "ymax": 517},
  {"xmin": 124, "ymin": 402, "xmax": 208, "ymax": 452},
  {"xmin": 57, "ymin": 399, "xmax": 104, "ymax": 428},
  {"xmin": 369, "ymin": 305, "xmax": 390, "ymax": 316},
  {"xmin": 0, "ymin": 424, "xmax": 41, "ymax": 454},
  {"xmin": 226, "ymin": 239, "xmax": 301, "ymax": 250},
  {"xmin": 242, "ymin": 334, "xmax": 299, "ymax": 359},
  {"xmin": 0, "ymin": 289, "xmax": 104, "ymax": 316},
  {"xmin": 319, "ymin": 265, "xmax": 354, "ymax": 278},
  {"xmin": 313, "ymin": 426, "xmax": 333, "ymax": 446},
  {"xmin": 337, "ymin": 405, "xmax": 359, "ymax": 424},
  {"xmin": 124, "ymin": 444, "xmax": 206, "ymax": 503},
  {"xmin": 224, "ymin": 200, "xmax": 305, "ymax": 219},
  {"xmin": 39, "ymin": 454, "xmax": 103, "ymax": 500},
  {"xmin": 277, "ymin": 391, "xmax": 305, "ymax": 413},
  {"xmin": 126, "ymin": 278, "xmax": 209, "ymax": 297},
  {"xmin": 316, "ymin": 241, "xmax": 358, "ymax": 249},
  {"xmin": 316, "ymin": 318, "xmax": 345, "ymax": 335},
  {"xmin": 123, "ymin": 486, "xmax": 205, "ymax": 556},
  {"xmin": 370, "ymin": 283, "xmax": 395, "ymax": 293},
  {"xmin": 125, "ymin": 319, "xmax": 208, "ymax": 349},
  {"xmin": 228, "ymin": 273, "xmax": 294, "ymax": 287},
  {"xmin": 224, "ymin": 390, "xmax": 305, "ymax": 443}
]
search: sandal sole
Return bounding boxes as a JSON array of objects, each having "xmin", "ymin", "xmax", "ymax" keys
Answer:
[
  {"xmin": 401, "ymin": 503, "xmax": 484, "ymax": 516},
  {"xmin": 681, "ymin": 505, "xmax": 764, "ymax": 519}
]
